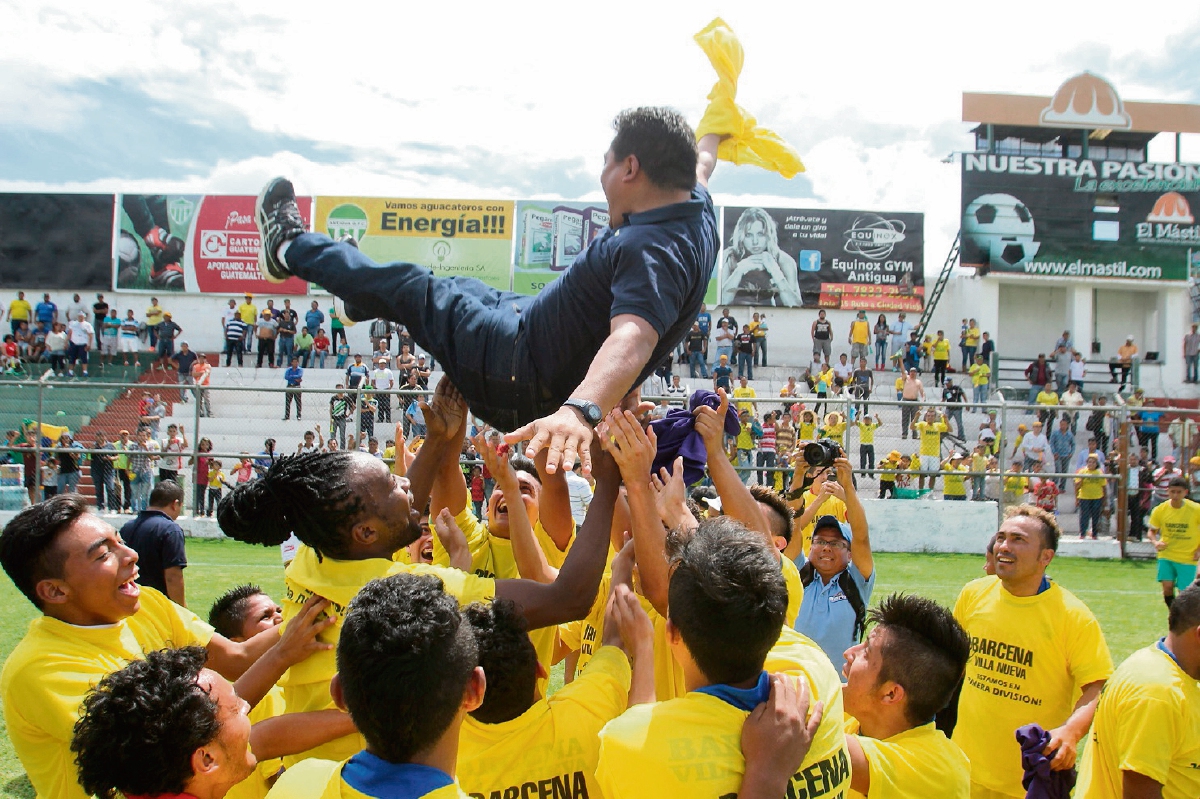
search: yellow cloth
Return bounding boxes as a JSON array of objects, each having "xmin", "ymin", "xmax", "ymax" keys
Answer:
[
  {"xmin": 693, "ymin": 18, "xmax": 804, "ymax": 178},
  {"xmin": 208, "ymin": 469, "xmax": 227, "ymax": 489},
  {"xmin": 969, "ymin": 364, "xmax": 991, "ymax": 387},
  {"xmin": 458, "ymin": 646, "xmax": 630, "ymax": 799},
  {"xmin": 823, "ymin": 422, "xmax": 847, "ymax": 447},
  {"xmin": 856, "ymin": 420, "xmax": 879, "ymax": 445},
  {"xmin": 933, "ymin": 339, "xmax": 952, "ymax": 360},
  {"xmin": 238, "ymin": 302, "xmax": 258, "ymax": 324},
  {"xmin": 0, "ymin": 587, "xmax": 214, "ymax": 799},
  {"xmin": 952, "ymin": 577, "xmax": 1113, "ymax": 797},
  {"xmin": 280, "ymin": 544, "xmax": 495, "ymax": 764},
  {"xmin": 1075, "ymin": 644, "xmax": 1200, "ymax": 799},
  {"xmin": 943, "ymin": 463, "xmax": 968, "ymax": 496},
  {"xmin": 146, "ymin": 305, "xmax": 164, "ymax": 326},
  {"xmin": 799, "ymin": 489, "xmax": 848, "ymax": 557},
  {"xmin": 913, "ymin": 421, "xmax": 948, "ymax": 457},
  {"xmin": 1074, "ymin": 468, "xmax": 1106, "ymax": 501},
  {"xmin": 1036, "ymin": 391, "xmax": 1058, "ymax": 406},
  {"xmin": 1148, "ymin": 499, "xmax": 1200, "ymax": 564},
  {"xmin": 846, "ymin": 721, "xmax": 970, "ymax": 799},
  {"xmin": 9, "ymin": 298, "xmax": 31, "ymax": 321},
  {"xmin": 736, "ymin": 423, "xmax": 756, "ymax": 450},
  {"xmin": 595, "ymin": 626, "xmax": 848, "ymax": 799},
  {"xmin": 227, "ymin": 685, "xmax": 287, "ymax": 799},
  {"xmin": 1002, "ymin": 473, "xmax": 1028, "ymax": 494},
  {"xmin": 966, "ymin": 328, "xmax": 981, "ymax": 347},
  {"xmin": 732, "ymin": 385, "xmax": 757, "ymax": 413},
  {"xmin": 799, "ymin": 421, "xmax": 817, "ymax": 440},
  {"xmin": 850, "ymin": 319, "xmax": 870, "ymax": 345},
  {"xmin": 266, "ymin": 758, "xmax": 468, "ymax": 799}
]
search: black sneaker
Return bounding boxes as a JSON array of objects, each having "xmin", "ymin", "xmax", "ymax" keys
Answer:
[{"xmin": 256, "ymin": 177, "xmax": 306, "ymax": 283}]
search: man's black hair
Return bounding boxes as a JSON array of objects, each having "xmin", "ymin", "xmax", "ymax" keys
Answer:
[
  {"xmin": 511, "ymin": 453, "xmax": 541, "ymax": 485},
  {"xmin": 1169, "ymin": 582, "xmax": 1200, "ymax": 634},
  {"xmin": 610, "ymin": 107, "xmax": 698, "ymax": 192},
  {"xmin": 217, "ymin": 452, "xmax": 368, "ymax": 561},
  {"xmin": 208, "ymin": 584, "xmax": 265, "ymax": 640},
  {"xmin": 71, "ymin": 647, "xmax": 219, "ymax": 799},
  {"xmin": 1168, "ymin": 475, "xmax": 1190, "ymax": 490},
  {"xmin": 665, "ymin": 516, "xmax": 787, "ymax": 685},
  {"xmin": 749, "ymin": 484, "xmax": 794, "ymax": 543},
  {"xmin": 337, "ymin": 573, "xmax": 478, "ymax": 763},
  {"xmin": 149, "ymin": 479, "xmax": 185, "ymax": 508},
  {"xmin": 870, "ymin": 594, "xmax": 970, "ymax": 726},
  {"xmin": 0, "ymin": 494, "xmax": 91, "ymax": 608},
  {"xmin": 462, "ymin": 599, "xmax": 538, "ymax": 724}
]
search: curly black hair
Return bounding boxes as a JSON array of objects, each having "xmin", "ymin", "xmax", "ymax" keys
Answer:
[
  {"xmin": 71, "ymin": 647, "xmax": 219, "ymax": 799},
  {"xmin": 665, "ymin": 516, "xmax": 787, "ymax": 685},
  {"xmin": 0, "ymin": 494, "xmax": 91, "ymax": 608},
  {"xmin": 337, "ymin": 573, "xmax": 478, "ymax": 763},
  {"xmin": 870, "ymin": 594, "xmax": 971, "ymax": 726},
  {"xmin": 217, "ymin": 452, "xmax": 366, "ymax": 560},
  {"xmin": 208, "ymin": 584, "xmax": 265, "ymax": 640},
  {"xmin": 462, "ymin": 599, "xmax": 538, "ymax": 724},
  {"xmin": 610, "ymin": 107, "xmax": 698, "ymax": 192}
]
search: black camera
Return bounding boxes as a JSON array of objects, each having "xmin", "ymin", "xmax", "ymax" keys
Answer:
[{"xmin": 803, "ymin": 439, "xmax": 842, "ymax": 468}]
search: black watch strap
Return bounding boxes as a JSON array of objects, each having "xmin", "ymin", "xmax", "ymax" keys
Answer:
[{"xmin": 562, "ymin": 399, "xmax": 603, "ymax": 427}]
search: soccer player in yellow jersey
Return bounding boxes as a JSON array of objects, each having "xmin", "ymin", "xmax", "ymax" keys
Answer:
[
  {"xmin": 595, "ymin": 518, "xmax": 851, "ymax": 799},
  {"xmin": 0, "ymin": 496, "xmax": 335, "ymax": 799},
  {"xmin": 841, "ymin": 594, "xmax": 971, "ymax": 799},
  {"xmin": 952, "ymin": 505, "xmax": 1113, "ymax": 799},
  {"xmin": 1075, "ymin": 583, "xmax": 1200, "ymax": 799},
  {"xmin": 269, "ymin": 574, "xmax": 484, "ymax": 799},
  {"xmin": 218, "ymin": 378, "xmax": 621, "ymax": 764},
  {"xmin": 1147, "ymin": 476, "xmax": 1200, "ymax": 611},
  {"xmin": 457, "ymin": 581, "xmax": 654, "ymax": 799},
  {"xmin": 910, "ymin": 408, "xmax": 948, "ymax": 492}
]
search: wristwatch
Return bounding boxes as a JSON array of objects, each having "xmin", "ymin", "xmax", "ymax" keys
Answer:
[{"xmin": 562, "ymin": 399, "xmax": 603, "ymax": 427}]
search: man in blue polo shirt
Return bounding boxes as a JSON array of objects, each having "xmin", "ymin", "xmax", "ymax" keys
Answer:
[
  {"xmin": 304, "ymin": 300, "xmax": 324, "ymax": 336},
  {"xmin": 794, "ymin": 456, "xmax": 875, "ymax": 676},
  {"xmin": 34, "ymin": 293, "xmax": 57, "ymax": 327},
  {"xmin": 256, "ymin": 109, "xmax": 723, "ymax": 475},
  {"xmin": 119, "ymin": 480, "xmax": 188, "ymax": 606}
]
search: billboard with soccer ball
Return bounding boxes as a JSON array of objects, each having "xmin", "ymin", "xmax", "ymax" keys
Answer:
[{"xmin": 960, "ymin": 155, "xmax": 1200, "ymax": 281}]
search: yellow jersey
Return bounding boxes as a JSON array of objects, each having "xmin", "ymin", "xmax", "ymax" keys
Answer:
[
  {"xmin": 856, "ymin": 420, "xmax": 879, "ymax": 445},
  {"xmin": 942, "ymin": 463, "xmax": 968, "ymax": 496},
  {"xmin": 1074, "ymin": 468, "xmax": 1106, "ymax": 501},
  {"xmin": 1035, "ymin": 391, "xmax": 1058, "ymax": 407},
  {"xmin": 913, "ymin": 421, "xmax": 948, "ymax": 457},
  {"xmin": 846, "ymin": 720, "xmax": 970, "ymax": 799},
  {"xmin": 850, "ymin": 319, "xmax": 870, "ymax": 345},
  {"xmin": 1148, "ymin": 499, "xmax": 1200, "ymax": 564},
  {"xmin": 458, "ymin": 647, "xmax": 630, "ymax": 799},
  {"xmin": 952, "ymin": 577, "xmax": 1113, "ymax": 797},
  {"xmin": 732, "ymin": 386, "xmax": 757, "ymax": 413},
  {"xmin": 9, "ymin": 298, "xmax": 31, "ymax": 321},
  {"xmin": 1002, "ymin": 473, "xmax": 1028, "ymax": 495},
  {"xmin": 1075, "ymin": 643, "xmax": 1200, "ymax": 799},
  {"xmin": 965, "ymin": 327, "xmax": 980, "ymax": 347},
  {"xmin": 0, "ymin": 587, "xmax": 214, "ymax": 799},
  {"xmin": 238, "ymin": 302, "xmax": 259, "ymax": 324},
  {"xmin": 969, "ymin": 364, "xmax": 991, "ymax": 387},
  {"xmin": 798, "ymin": 420, "xmax": 818, "ymax": 440},
  {"xmin": 280, "ymin": 544, "xmax": 495, "ymax": 764},
  {"xmin": 227, "ymin": 685, "xmax": 287, "ymax": 799},
  {"xmin": 822, "ymin": 422, "xmax": 846, "ymax": 447},
  {"xmin": 799, "ymin": 490, "xmax": 848, "ymax": 557},
  {"xmin": 595, "ymin": 627, "xmax": 850, "ymax": 799},
  {"xmin": 932, "ymin": 339, "xmax": 951, "ymax": 360},
  {"xmin": 267, "ymin": 756, "xmax": 468, "ymax": 799}
]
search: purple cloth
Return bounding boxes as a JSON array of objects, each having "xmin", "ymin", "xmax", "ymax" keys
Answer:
[
  {"xmin": 648, "ymin": 389, "xmax": 741, "ymax": 485},
  {"xmin": 1015, "ymin": 723, "xmax": 1076, "ymax": 799}
]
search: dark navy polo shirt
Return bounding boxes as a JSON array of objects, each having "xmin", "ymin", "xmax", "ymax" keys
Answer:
[
  {"xmin": 120, "ymin": 510, "xmax": 187, "ymax": 596},
  {"xmin": 526, "ymin": 185, "xmax": 719, "ymax": 398}
]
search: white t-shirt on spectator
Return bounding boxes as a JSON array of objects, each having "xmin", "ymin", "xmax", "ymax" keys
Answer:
[{"xmin": 67, "ymin": 320, "xmax": 94, "ymax": 346}]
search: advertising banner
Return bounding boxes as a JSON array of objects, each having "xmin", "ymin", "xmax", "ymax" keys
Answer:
[
  {"xmin": 960, "ymin": 154, "xmax": 1200, "ymax": 281},
  {"xmin": 0, "ymin": 194, "xmax": 114, "ymax": 290},
  {"xmin": 115, "ymin": 195, "xmax": 312, "ymax": 294},
  {"xmin": 718, "ymin": 207, "xmax": 924, "ymax": 310},
  {"xmin": 314, "ymin": 197, "xmax": 514, "ymax": 291},
  {"xmin": 512, "ymin": 200, "xmax": 609, "ymax": 295}
]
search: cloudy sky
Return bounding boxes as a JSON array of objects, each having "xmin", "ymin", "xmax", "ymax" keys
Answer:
[{"xmin": 2, "ymin": 0, "xmax": 1199, "ymax": 277}]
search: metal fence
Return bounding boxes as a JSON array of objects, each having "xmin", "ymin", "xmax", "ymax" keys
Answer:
[{"xmin": 2, "ymin": 375, "xmax": 1196, "ymax": 558}]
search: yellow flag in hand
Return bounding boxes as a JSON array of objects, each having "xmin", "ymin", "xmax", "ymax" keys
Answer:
[{"xmin": 694, "ymin": 17, "xmax": 804, "ymax": 178}]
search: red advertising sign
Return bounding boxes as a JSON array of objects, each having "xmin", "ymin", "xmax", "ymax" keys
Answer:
[{"xmin": 190, "ymin": 195, "xmax": 311, "ymax": 295}]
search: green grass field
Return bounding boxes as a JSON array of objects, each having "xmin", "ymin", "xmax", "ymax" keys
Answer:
[{"xmin": 0, "ymin": 539, "xmax": 1166, "ymax": 799}]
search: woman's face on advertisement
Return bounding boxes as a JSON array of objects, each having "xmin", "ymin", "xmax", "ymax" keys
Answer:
[{"xmin": 744, "ymin": 220, "xmax": 768, "ymax": 255}]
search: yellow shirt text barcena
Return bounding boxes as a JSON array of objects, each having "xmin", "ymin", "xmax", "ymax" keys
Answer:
[
  {"xmin": 281, "ymin": 544, "xmax": 495, "ymax": 764},
  {"xmin": 458, "ymin": 647, "xmax": 630, "ymax": 799},
  {"xmin": 267, "ymin": 758, "xmax": 468, "ymax": 799},
  {"xmin": 1075, "ymin": 643, "xmax": 1200, "ymax": 799},
  {"xmin": 845, "ymin": 721, "xmax": 969, "ymax": 799},
  {"xmin": 595, "ymin": 626, "xmax": 850, "ymax": 799},
  {"xmin": 1148, "ymin": 499, "xmax": 1200, "ymax": 564},
  {"xmin": 952, "ymin": 577, "xmax": 1113, "ymax": 798},
  {"xmin": 0, "ymin": 587, "xmax": 215, "ymax": 799}
]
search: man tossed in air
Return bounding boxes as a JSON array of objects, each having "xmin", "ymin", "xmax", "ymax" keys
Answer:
[{"xmin": 257, "ymin": 109, "xmax": 721, "ymax": 474}]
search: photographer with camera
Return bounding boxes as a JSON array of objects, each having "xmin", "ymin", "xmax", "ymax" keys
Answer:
[
  {"xmin": 784, "ymin": 438, "xmax": 849, "ymax": 560},
  {"xmin": 792, "ymin": 452, "xmax": 874, "ymax": 676}
]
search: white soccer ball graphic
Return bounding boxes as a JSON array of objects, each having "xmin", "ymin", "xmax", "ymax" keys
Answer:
[{"xmin": 963, "ymin": 193, "xmax": 1041, "ymax": 267}]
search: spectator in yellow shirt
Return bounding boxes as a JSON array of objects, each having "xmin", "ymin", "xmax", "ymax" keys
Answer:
[
  {"xmin": 910, "ymin": 409, "xmax": 949, "ymax": 492},
  {"xmin": 1074, "ymin": 454, "xmax": 1108, "ymax": 540},
  {"xmin": 931, "ymin": 330, "xmax": 951, "ymax": 385},
  {"xmin": 1035, "ymin": 383, "xmax": 1059, "ymax": 426},
  {"xmin": 7, "ymin": 290, "xmax": 32, "ymax": 335},
  {"xmin": 968, "ymin": 354, "xmax": 991, "ymax": 410},
  {"xmin": 733, "ymin": 375, "xmax": 758, "ymax": 415}
]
